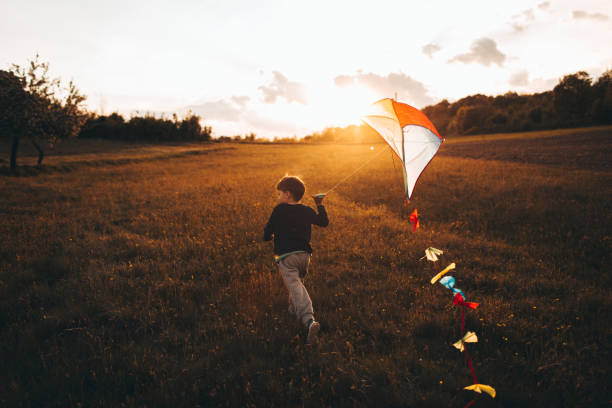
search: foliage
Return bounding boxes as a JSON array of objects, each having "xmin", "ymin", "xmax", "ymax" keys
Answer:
[
  {"xmin": 552, "ymin": 71, "xmax": 592, "ymax": 126},
  {"xmin": 421, "ymin": 71, "xmax": 612, "ymax": 136},
  {"xmin": 0, "ymin": 128, "xmax": 610, "ymax": 406},
  {"xmin": 0, "ymin": 71, "xmax": 31, "ymax": 137},
  {"xmin": 590, "ymin": 70, "xmax": 612, "ymax": 123},
  {"xmin": 0, "ymin": 55, "xmax": 87, "ymax": 169},
  {"xmin": 79, "ymin": 111, "xmax": 212, "ymax": 142},
  {"xmin": 6, "ymin": 56, "xmax": 87, "ymax": 145}
]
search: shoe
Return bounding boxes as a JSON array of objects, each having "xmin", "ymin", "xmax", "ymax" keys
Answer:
[{"xmin": 306, "ymin": 320, "xmax": 320, "ymax": 344}]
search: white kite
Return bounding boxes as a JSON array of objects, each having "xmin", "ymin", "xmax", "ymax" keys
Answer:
[{"xmin": 361, "ymin": 99, "xmax": 443, "ymax": 200}]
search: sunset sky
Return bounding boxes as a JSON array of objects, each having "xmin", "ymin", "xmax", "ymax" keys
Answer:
[{"xmin": 2, "ymin": 0, "xmax": 611, "ymax": 138}]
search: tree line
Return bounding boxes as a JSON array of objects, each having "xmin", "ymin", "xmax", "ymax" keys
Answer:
[
  {"xmin": 79, "ymin": 112, "xmax": 212, "ymax": 142},
  {"xmin": 301, "ymin": 70, "xmax": 612, "ymax": 143},
  {"xmin": 423, "ymin": 70, "xmax": 612, "ymax": 136}
]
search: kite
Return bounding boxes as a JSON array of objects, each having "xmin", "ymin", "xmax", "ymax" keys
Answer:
[
  {"xmin": 464, "ymin": 384, "xmax": 496, "ymax": 398},
  {"xmin": 453, "ymin": 331, "xmax": 478, "ymax": 352},
  {"xmin": 430, "ymin": 262, "xmax": 455, "ymax": 284},
  {"xmin": 421, "ymin": 247, "xmax": 443, "ymax": 262},
  {"xmin": 361, "ymin": 98, "xmax": 443, "ymax": 201}
]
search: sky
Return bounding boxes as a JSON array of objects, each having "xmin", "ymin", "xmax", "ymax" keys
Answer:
[{"xmin": 1, "ymin": 0, "xmax": 611, "ymax": 138}]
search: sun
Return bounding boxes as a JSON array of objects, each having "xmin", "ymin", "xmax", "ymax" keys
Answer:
[
  {"xmin": 250, "ymin": 80, "xmax": 379, "ymax": 139},
  {"xmin": 307, "ymin": 82, "xmax": 378, "ymax": 130}
]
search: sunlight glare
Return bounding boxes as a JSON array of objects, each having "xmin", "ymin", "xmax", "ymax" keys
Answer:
[{"xmin": 307, "ymin": 82, "xmax": 377, "ymax": 130}]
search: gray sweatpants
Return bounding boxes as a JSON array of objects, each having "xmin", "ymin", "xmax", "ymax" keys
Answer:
[{"xmin": 278, "ymin": 252, "xmax": 314, "ymax": 326}]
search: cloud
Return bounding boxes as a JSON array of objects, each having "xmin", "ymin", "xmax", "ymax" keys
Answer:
[
  {"xmin": 422, "ymin": 43, "xmax": 441, "ymax": 58},
  {"xmin": 519, "ymin": 9, "xmax": 535, "ymax": 21},
  {"xmin": 529, "ymin": 77, "xmax": 557, "ymax": 92},
  {"xmin": 258, "ymin": 71, "xmax": 307, "ymax": 104},
  {"xmin": 230, "ymin": 95, "xmax": 250, "ymax": 107},
  {"xmin": 334, "ymin": 71, "xmax": 433, "ymax": 107},
  {"xmin": 509, "ymin": 70, "xmax": 529, "ymax": 87},
  {"xmin": 334, "ymin": 74, "xmax": 355, "ymax": 87},
  {"xmin": 510, "ymin": 6, "xmax": 546, "ymax": 32},
  {"xmin": 448, "ymin": 37, "xmax": 506, "ymax": 67},
  {"xmin": 572, "ymin": 10, "xmax": 608, "ymax": 21},
  {"xmin": 188, "ymin": 96, "xmax": 249, "ymax": 121},
  {"xmin": 186, "ymin": 95, "xmax": 297, "ymax": 137},
  {"xmin": 507, "ymin": 71, "xmax": 557, "ymax": 92}
]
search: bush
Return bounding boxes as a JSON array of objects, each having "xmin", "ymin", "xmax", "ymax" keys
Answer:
[{"xmin": 79, "ymin": 112, "xmax": 212, "ymax": 142}]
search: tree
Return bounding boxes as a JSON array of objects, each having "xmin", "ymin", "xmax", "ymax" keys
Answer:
[
  {"xmin": 0, "ymin": 55, "xmax": 87, "ymax": 171},
  {"xmin": 553, "ymin": 71, "xmax": 593, "ymax": 125},
  {"xmin": 422, "ymin": 99, "xmax": 452, "ymax": 135},
  {"xmin": 0, "ymin": 70, "xmax": 32, "ymax": 170},
  {"xmin": 590, "ymin": 70, "xmax": 612, "ymax": 124},
  {"xmin": 79, "ymin": 112, "xmax": 127, "ymax": 139},
  {"xmin": 453, "ymin": 105, "xmax": 491, "ymax": 134}
]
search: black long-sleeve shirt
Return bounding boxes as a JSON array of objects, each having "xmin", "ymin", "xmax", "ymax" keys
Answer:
[{"xmin": 263, "ymin": 203, "xmax": 329, "ymax": 256}]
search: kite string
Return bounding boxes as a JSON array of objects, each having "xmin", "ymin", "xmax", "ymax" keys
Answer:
[
  {"xmin": 461, "ymin": 305, "xmax": 478, "ymax": 384},
  {"xmin": 464, "ymin": 398, "xmax": 477, "ymax": 408},
  {"xmin": 464, "ymin": 348, "xmax": 478, "ymax": 384},
  {"xmin": 324, "ymin": 145, "xmax": 390, "ymax": 195}
]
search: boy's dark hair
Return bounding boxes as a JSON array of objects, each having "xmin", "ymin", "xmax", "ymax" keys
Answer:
[{"xmin": 277, "ymin": 176, "xmax": 305, "ymax": 201}]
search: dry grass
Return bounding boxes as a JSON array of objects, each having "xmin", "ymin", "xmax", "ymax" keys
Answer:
[{"xmin": 1, "ymin": 127, "xmax": 611, "ymax": 407}]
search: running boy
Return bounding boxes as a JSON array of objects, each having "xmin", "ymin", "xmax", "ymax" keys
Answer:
[{"xmin": 264, "ymin": 176, "xmax": 329, "ymax": 344}]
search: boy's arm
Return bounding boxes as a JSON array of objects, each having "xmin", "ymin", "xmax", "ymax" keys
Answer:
[
  {"xmin": 263, "ymin": 208, "xmax": 276, "ymax": 241},
  {"xmin": 312, "ymin": 204, "xmax": 329, "ymax": 227}
]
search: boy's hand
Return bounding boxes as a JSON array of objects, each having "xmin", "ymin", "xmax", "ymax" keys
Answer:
[{"xmin": 312, "ymin": 193, "xmax": 325, "ymax": 206}]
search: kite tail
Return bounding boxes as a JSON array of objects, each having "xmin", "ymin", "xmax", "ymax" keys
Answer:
[
  {"xmin": 431, "ymin": 254, "xmax": 494, "ymax": 406},
  {"xmin": 409, "ymin": 208, "xmax": 419, "ymax": 231}
]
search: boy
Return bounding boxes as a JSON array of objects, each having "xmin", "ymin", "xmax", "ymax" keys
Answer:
[{"xmin": 264, "ymin": 176, "xmax": 329, "ymax": 344}]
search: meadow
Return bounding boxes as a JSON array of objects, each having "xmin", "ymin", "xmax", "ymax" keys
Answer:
[{"xmin": 1, "ymin": 126, "xmax": 611, "ymax": 407}]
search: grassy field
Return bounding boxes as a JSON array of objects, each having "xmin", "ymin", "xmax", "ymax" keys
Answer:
[{"xmin": 1, "ymin": 126, "xmax": 611, "ymax": 407}]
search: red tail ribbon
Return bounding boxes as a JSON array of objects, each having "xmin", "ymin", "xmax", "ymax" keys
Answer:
[
  {"xmin": 454, "ymin": 293, "xmax": 479, "ymax": 310},
  {"xmin": 409, "ymin": 208, "xmax": 419, "ymax": 231}
]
